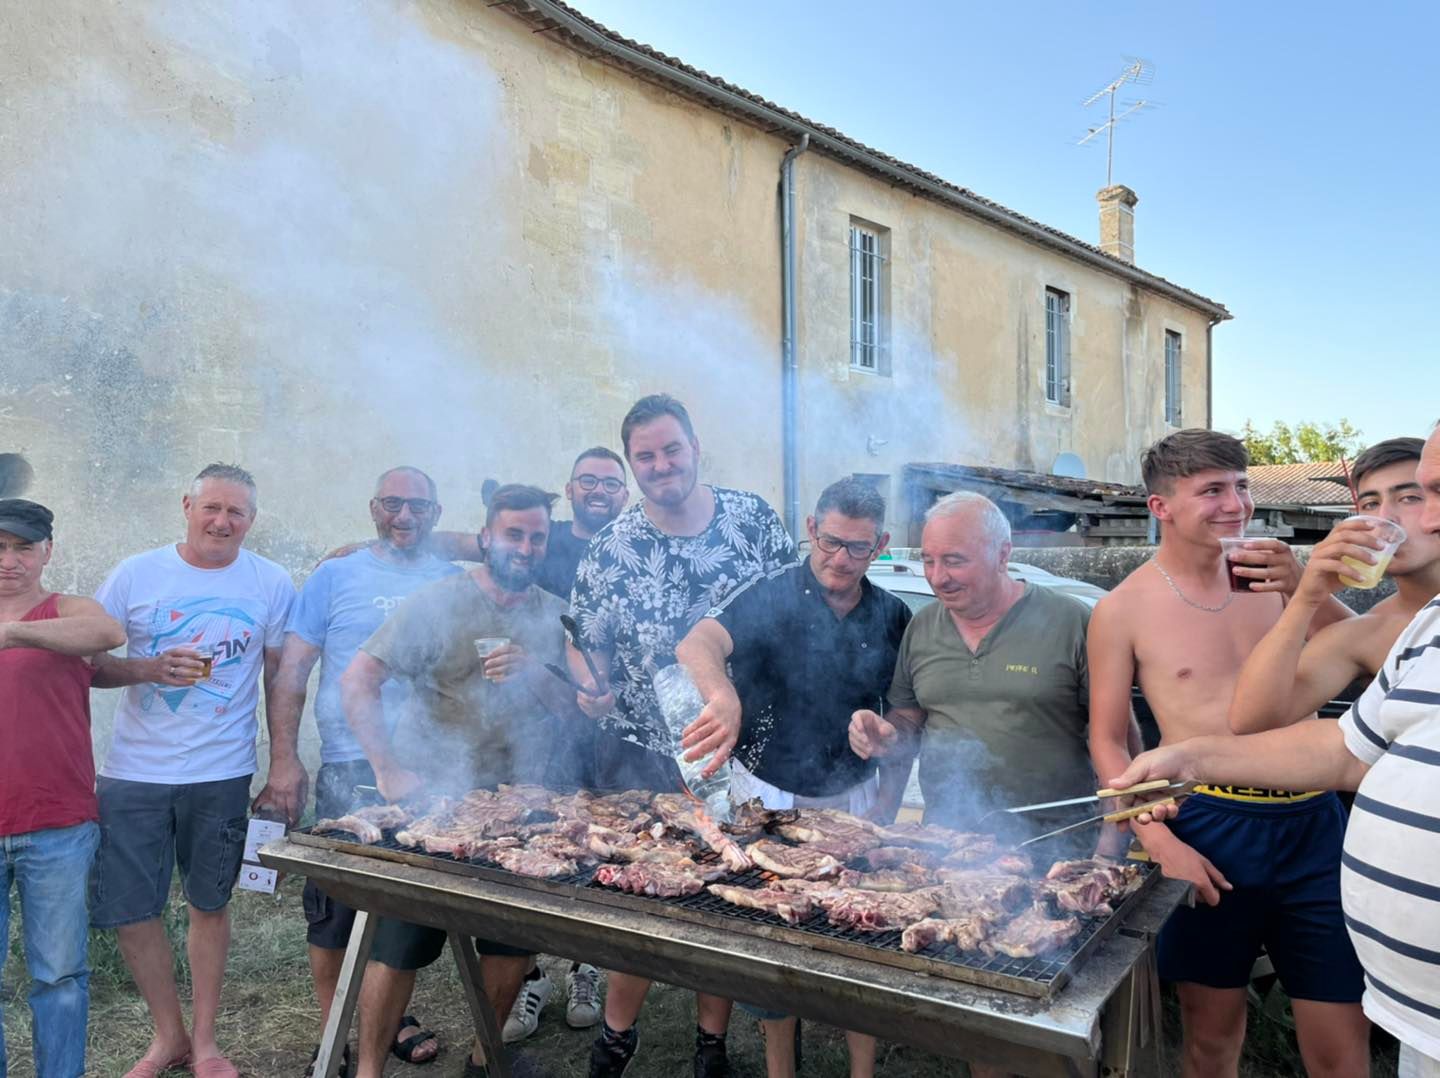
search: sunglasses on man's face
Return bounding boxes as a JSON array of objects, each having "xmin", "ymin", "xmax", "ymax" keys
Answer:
[
  {"xmin": 573, "ymin": 474, "xmax": 625, "ymax": 494},
  {"xmin": 375, "ymin": 496, "xmax": 436, "ymax": 515}
]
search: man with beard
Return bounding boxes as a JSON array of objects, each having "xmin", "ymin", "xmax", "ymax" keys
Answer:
[
  {"xmin": 271, "ymin": 466, "xmax": 459, "ymax": 1073},
  {"xmin": 569, "ymin": 394, "xmax": 795, "ymax": 1078},
  {"xmin": 676, "ymin": 477, "xmax": 910, "ymax": 1078},
  {"xmin": 341, "ymin": 483, "xmax": 574, "ymax": 1078},
  {"xmin": 534, "ymin": 447, "xmax": 629, "ymax": 600}
]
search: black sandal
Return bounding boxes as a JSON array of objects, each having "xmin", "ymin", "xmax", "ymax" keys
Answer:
[{"xmin": 391, "ymin": 1015, "xmax": 440, "ymax": 1065}]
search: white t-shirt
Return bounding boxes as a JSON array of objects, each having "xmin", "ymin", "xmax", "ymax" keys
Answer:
[
  {"xmin": 96, "ymin": 544, "xmax": 296, "ymax": 784},
  {"xmin": 1339, "ymin": 596, "xmax": 1440, "ymax": 1060}
]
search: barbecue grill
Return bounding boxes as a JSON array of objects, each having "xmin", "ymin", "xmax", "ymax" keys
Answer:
[{"xmin": 263, "ymin": 829, "xmax": 1187, "ymax": 1077}]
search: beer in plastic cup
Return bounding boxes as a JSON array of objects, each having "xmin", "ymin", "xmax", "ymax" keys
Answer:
[
  {"xmin": 1337, "ymin": 515, "xmax": 1407, "ymax": 590},
  {"xmin": 474, "ymin": 637, "xmax": 510, "ymax": 680},
  {"xmin": 198, "ymin": 648, "xmax": 215, "ymax": 679}
]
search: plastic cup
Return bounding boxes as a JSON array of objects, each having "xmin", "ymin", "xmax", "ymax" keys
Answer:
[
  {"xmin": 198, "ymin": 649, "xmax": 215, "ymax": 679},
  {"xmin": 1337, "ymin": 515, "xmax": 1406, "ymax": 590},
  {"xmin": 1218, "ymin": 536, "xmax": 1261, "ymax": 593},
  {"xmin": 473, "ymin": 637, "xmax": 510, "ymax": 680}
]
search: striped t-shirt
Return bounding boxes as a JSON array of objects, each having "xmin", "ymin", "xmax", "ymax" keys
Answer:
[{"xmin": 1339, "ymin": 597, "xmax": 1440, "ymax": 1059}]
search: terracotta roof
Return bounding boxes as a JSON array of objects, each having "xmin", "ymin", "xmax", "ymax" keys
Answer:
[
  {"xmin": 508, "ymin": 0, "xmax": 1230, "ymax": 320},
  {"xmin": 1248, "ymin": 463, "xmax": 1353, "ymax": 506}
]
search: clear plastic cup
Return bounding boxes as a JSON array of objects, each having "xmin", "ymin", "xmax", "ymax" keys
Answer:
[
  {"xmin": 473, "ymin": 637, "xmax": 510, "ymax": 680},
  {"xmin": 1218, "ymin": 536, "xmax": 1261, "ymax": 593},
  {"xmin": 1337, "ymin": 515, "xmax": 1407, "ymax": 590}
]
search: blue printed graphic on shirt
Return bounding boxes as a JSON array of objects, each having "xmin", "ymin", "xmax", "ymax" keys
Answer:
[{"xmin": 139, "ymin": 596, "xmax": 267, "ymax": 718}]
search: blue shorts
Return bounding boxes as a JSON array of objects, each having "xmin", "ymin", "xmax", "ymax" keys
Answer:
[
  {"xmin": 90, "ymin": 775, "xmax": 252, "ymax": 928},
  {"xmin": 1157, "ymin": 791, "xmax": 1364, "ymax": 1002}
]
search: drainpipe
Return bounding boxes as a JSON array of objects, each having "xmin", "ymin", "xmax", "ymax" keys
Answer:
[
  {"xmin": 780, "ymin": 134, "xmax": 810, "ymax": 537},
  {"xmin": 1204, "ymin": 314, "xmax": 1223, "ymax": 431}
]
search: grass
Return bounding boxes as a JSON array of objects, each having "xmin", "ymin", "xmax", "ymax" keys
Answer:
[{"xmin": 3, "ymin": 877, "xmax": 1402, "ymax": 1077}]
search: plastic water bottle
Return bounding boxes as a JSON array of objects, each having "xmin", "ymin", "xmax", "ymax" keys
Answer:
[{"xmin": 651, "ymin": 663, "xmax": 733, "ymax": 822}]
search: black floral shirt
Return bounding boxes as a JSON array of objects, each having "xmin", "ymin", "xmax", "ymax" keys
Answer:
[{"xmin": 571, "ymin": 486, "xmax": 795, "ymax": 752}]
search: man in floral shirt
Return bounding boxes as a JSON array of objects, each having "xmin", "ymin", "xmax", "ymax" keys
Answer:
[{"xmin": 569, "ymin": 393, "xmax": 794, "ymax": 1078}]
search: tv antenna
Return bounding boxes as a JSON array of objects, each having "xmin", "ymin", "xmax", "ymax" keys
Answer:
[{"xmin": 1077, "ymin": 58, "xmax": 1155, "ymax": 186}]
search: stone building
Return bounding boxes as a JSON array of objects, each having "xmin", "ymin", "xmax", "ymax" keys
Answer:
[{"xmin": 2, "ymin": 0, "xmax": 1229, "ymax": 592}]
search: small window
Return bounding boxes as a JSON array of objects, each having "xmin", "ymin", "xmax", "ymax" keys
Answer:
[
  {"xmin": 850, "ymin": 224, "xmax": 887, "ymax": 373},
  {"xmin": 1045, "ymin": 288, "xmax": 1071, "ymax": 406},
  {"xmin": 1164, "ymin": 330, "xmax": 1183, "ymax": 425}
]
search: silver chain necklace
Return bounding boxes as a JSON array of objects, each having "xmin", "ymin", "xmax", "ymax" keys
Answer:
[{"xmin": 1152, "ymin": 559, "xmax": 1233, "ymax": 613}]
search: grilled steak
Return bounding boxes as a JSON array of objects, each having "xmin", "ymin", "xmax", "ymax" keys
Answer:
[
  {"xmin": 746, "ymin": 839, "xmax": 843, "ymax": 880},
  {"xmin": 982, "ymin": 903, "xmax": 1080, "ymax": 958},
  {"xmin": 822, "ymin": 886, "xmax": 943, "ymax": 932},
  {"xmin": 773, "ymin": 815, "xmax": 879, "ymax": 860},
  {"xmin": 594, "ymin": 857, "xmax": 725, "ymax": 898},
  {"xmin": 313, "ymin": 814, "xmax": 386, "ymax": 844},
  {"xmin": 722, "ymin": 799, "xmax": 799, "ymax": 839},
  {"xmin": 1039, "ymin": 859, "xmax": 1143, "ymax": 916},
  {"xmin": 585, "ymin": 825, "xmax": 696, "ymax": 864},
  {"xmin": 835, "ymin": 864, "xmax": 937, "ymax": 892},
  {"xmin": 989, "ymin": 852, "xmax": 1032, "ymax": 876},
  {"xmin": 651, "ymin": 794, "xmax": 752, "ymax": 872},
  {"xmin": 856, "ymin": 845, "xmax": 939, "ymax": 870},
  {"xmin": 706, "ymin": 883, "xmax": 815, "ymax": 925},
  {"xmin": 900, "ymin": 916, "xmax": 991, "ymax": 953},
  {"xmin": 935, "ymin": 871, "xmax": 1032, "ymax": 920},
  {"xmin": 487, "ymin": 847, "xmax": 580, "ymax": 878}
]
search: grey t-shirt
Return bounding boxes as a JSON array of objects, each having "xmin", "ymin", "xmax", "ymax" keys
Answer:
[
  {"xmin": 888, "ymin": 583, "xmax": 1093, "ymax": 831},
  {"xmin": 361, "ymin": 573, "xmax": 567, "ymax": 792}
]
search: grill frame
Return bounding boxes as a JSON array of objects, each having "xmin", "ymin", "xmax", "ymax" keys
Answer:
[{"xmin": 290, "ymin": 826, "xmax": 1158, "ymax": 999}]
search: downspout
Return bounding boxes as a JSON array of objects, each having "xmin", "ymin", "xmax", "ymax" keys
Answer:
[
  {"xmin": 780, "ymin": 133, "xmax": 810, "ymax": 537},
  {"xmin": 1204, "ymin": 315, "xmax": 1220, "ymax": 430}
]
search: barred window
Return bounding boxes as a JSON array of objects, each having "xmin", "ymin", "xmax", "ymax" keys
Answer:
[
  {"xmin": 1045, "ymin": 288, "xmax": 1071, "ymax": 406},
  {"xmin": 850, "ymin": 224, "xmax": 886, "ymax": 373},
  {"xmin": 1164, "ymin": 330, "xmax": 1183, "ymax": 425}
]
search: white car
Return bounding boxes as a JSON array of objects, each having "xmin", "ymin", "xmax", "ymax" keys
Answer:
[{"xmin": 866, "ymin": 549, "xmax": 1107, "ymax": 612}]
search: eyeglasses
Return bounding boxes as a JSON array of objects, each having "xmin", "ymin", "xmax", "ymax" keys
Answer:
[
  {"xmin": 814, "ymin": 533, "xmax": 880, "ymax": 559},
  {"xmin": 375, "ymin": 496, "xmax": 436, "ymax": 515},
  {"xmin": 573, "ymin": 474, "xmax": 625, "ymax": 494}
]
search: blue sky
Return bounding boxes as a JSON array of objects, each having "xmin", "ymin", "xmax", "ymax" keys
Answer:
[{"xmin": 578, "ymin": 0, "xmax": 1437, "ymax": 447}]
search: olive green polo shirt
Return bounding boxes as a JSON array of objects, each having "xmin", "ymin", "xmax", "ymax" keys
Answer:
[{"xmin": 888, "ymin": 583, "xmax": 1093, "ymax": 831}]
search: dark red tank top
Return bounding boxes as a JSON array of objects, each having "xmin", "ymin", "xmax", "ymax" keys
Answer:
[{"xmin": 0, "ymin": 593, "xmax": 98, "ymax": 836}]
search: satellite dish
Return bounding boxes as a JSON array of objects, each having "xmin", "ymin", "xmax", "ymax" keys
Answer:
[{"xmin": 1052, "ymin": 452, "xmax": 1086, "ymax": 479}]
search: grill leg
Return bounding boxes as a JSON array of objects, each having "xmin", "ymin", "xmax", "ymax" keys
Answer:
[
  {"xmin": 1099, "ymin": 948, "xmax": 1162, "ymax": 1078},
  {"xmin": 448, "ymin": 930, "xmax": 510, "ymax": 1078},
  {"xmin": 315, "ymin": 908, "xmax": 377, "ymax": 1078}
]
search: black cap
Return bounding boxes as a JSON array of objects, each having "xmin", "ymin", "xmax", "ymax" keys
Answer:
[{"xmin": 0, "ymin": 499, "xmax": 54, "ymax": 542}]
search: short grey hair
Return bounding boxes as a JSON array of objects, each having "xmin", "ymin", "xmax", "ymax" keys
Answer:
[
  {"xmin": 191, "ymin": 463, "xmax": 257, "ymax": 512},
  {"xmin": 814, "ymin": 477, "xmax": 886, "ymax": 529},
  {"xmin": 375, "ymin": 466, "xmax": 437, "ymax": 500},
  {"xmin": 924, "ymin": 491, "xmax": 1011, "ymax": 555}
]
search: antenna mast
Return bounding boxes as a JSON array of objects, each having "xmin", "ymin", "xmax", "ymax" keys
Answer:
[{"xmin": 1077, "ymin": 58, "xmax": 1154, "ymax": 186}]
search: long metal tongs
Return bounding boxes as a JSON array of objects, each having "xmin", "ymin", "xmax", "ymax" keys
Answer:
[{"xmin": 1015, "ymin": 780, "xmax": 1197, "ymax": 848}]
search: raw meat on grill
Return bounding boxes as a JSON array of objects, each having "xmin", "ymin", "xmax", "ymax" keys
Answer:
[
  {"xmin": 312, "ymin": 803, "xmax": 411, "ymax": 844},
  {"xmin": 937, "ymin": 835, "xmax": 1000, "ymax": 865},
  {"xmin": 706, "ymin": 883, "xmax": 815, "ymax": 925},
  {"xmin": 982, "ymin": 903, "xmax": 1081, "ymax": 958},
  {"xmin": 835, "ymin": 864, "xmax": 938, "ymax": 891},
  {"xmin": 900, "ymin": 916, "xmax": 991, "ymax": 954},
  {"xmin": 722, "ymin": 799, "xmax": 799, "ymax": 839},
  {"xmin": 651, "ymin": 794, "xmax": 752, "ymax": 872},
  {"xmin": 486, "ymin": 846, "xmax": 580, "ymax": 878},
  {"xmin": 771, "ymin": 879, "xmax": 943, "ymax": 932},
  {"xmin": 1039, "ymin": 859, "xmax": 1143, "ymax": 916},
  {"xmin": 594, "ymin": 857, "xmax": 726, "ymax": 898},
  {"xmin": 585, "ymin": 825, "xmax": 697, "ymax": 864},
  {"xmin": 989, "ymin": 852, "xmax": 1032, "ymax": 876},
  {"xmin": 773, "ymin": 816, "xmax": 879, "ymax": 860},
  {"xmin": 746, "ymin": 839, "xmax": 844, "ymax": 880},
  {"xmin": 494, "ymin": 784, "xmax": 559, "ymax": 811},
  {"xmin": 551, "ymin": 789, "xmax": 657, "ymax": 833}
]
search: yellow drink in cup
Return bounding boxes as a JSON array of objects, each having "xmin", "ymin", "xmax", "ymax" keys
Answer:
[{"xmin": 1336, "ymin": 515, "xmax": 1406, "ymax": 590}]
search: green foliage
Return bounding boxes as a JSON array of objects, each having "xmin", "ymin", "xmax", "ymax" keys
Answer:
[{"xmin": 1240, "ymin": 418, "xmax": 1365, "ymax": 466}]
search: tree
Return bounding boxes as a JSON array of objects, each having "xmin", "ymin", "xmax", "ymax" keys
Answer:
[{"xmin": 1239, "ymin": 419, "xmax": 1365, "ymax": 466}]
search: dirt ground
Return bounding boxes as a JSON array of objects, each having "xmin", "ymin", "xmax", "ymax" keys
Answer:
[{"xmin": 2, "ymin": 876, "xmax": 1401, "ymax": 1077}]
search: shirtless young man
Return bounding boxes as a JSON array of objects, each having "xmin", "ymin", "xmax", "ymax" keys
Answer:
[
  {"xmin": 1088, "ymin": 429, "xmax": 1369, "ymax": 1078},
  {"xmin": 1230, "ymin": 437, "xmax": 1440, "ymax": 735}
]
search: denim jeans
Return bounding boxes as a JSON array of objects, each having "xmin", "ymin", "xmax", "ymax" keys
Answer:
[{"xmin": 0, "ymin": 821, "xmax": 99, "ymax": 1078}]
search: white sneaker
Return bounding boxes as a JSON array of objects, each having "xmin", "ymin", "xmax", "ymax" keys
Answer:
[
  {"xmin": 503, "ymin": 971, "xmax": 553, "ymax": 1043},
  {"xmin": 566, "ymin": 963, "xmax": 603, "ymax": 1028}
]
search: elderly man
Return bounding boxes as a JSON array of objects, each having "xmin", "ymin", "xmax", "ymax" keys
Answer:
[
  {"xmin": 1109, "ymin": 417, "xmax": 1440, "ymax": 1078},
  {"xmin": 270, "ymin": 466, "xmax": 458, "ymax": 1073},
  {"xmin": 90, "ymin": 464, "xmax": 297, "ymax": 1078},
  {"xmin": 1088, "ymin": 430, "xmax": 1367, "ymax": 1078},
  {"xmin": 341, "ymin": 483, "xmax": 576, "ymax": 1078},
  {"xmin": 677, "ymin": 477, "xmax": 910, "ymax": 1078},
  {"xmin": 570, "ymin": 393, "xmax": 795, "ymax": 1078},
  {"xmin": 0, "ymin": 500, "xmax": 125, "ymax": 1078}
]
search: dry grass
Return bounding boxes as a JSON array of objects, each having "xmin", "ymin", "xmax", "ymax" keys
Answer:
[{"xmin": 3, "ymin": 876, "xmax": 1401, "ymax": 1077}]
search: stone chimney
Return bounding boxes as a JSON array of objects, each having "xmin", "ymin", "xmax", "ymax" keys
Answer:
[{"xmin": 1097, "ymin": 184, "xmax": 1138, "ymax": 263}]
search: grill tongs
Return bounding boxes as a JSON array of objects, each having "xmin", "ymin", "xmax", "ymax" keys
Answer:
[{"xmin": 1004, "ymin": 779, "xmax": 1198, "ymax": 847}]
